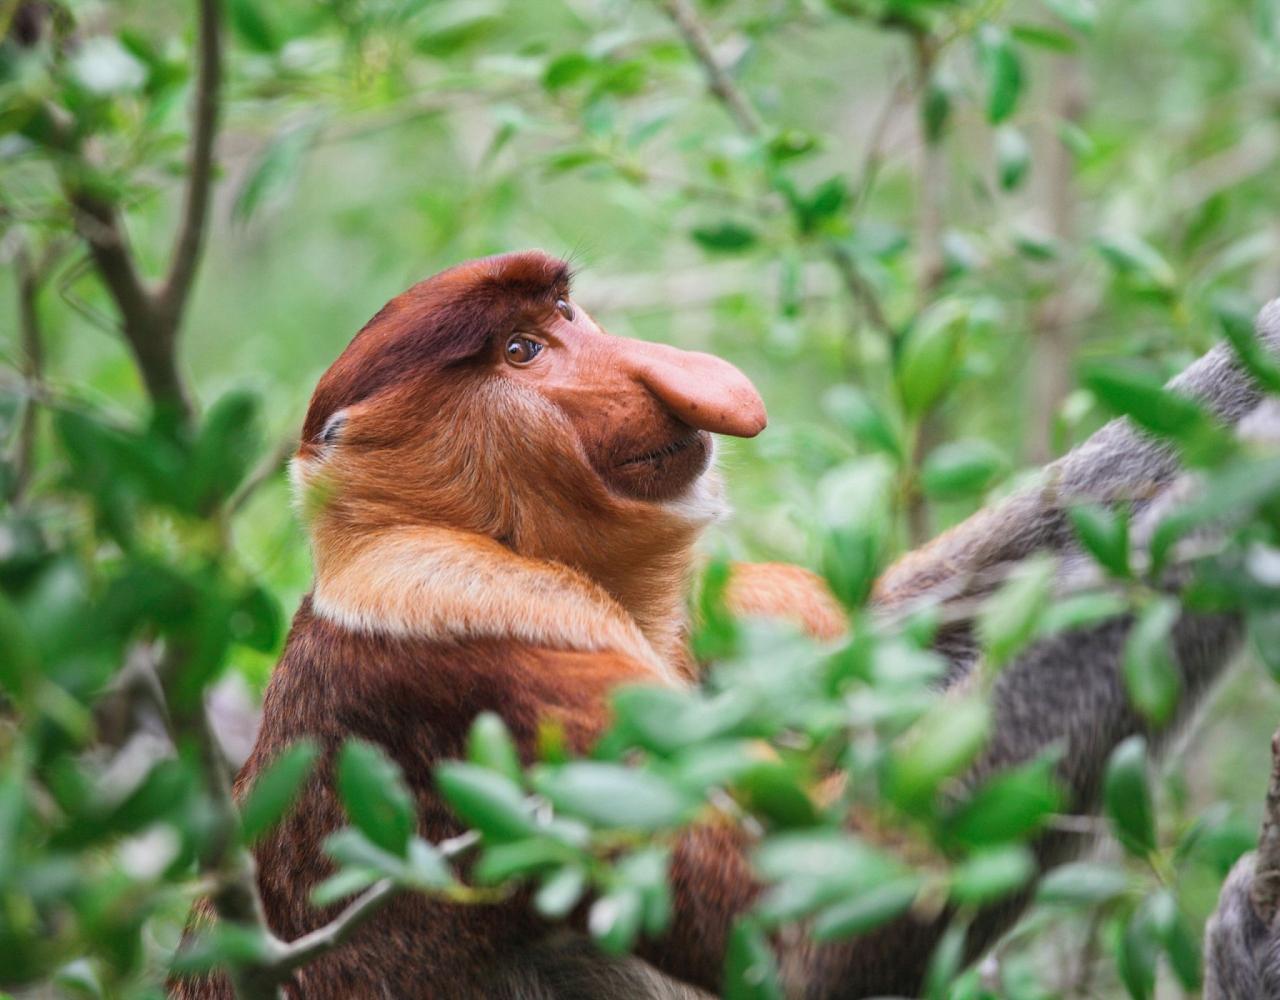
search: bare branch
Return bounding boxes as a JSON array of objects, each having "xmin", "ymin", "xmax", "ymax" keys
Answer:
[
  {"xmin": 654, "ymin": 0, "xmax": 894, "ymax": 342},
  {"xmin": 655, "ymin": 0, "xmax": 764, "ymax": 137},
  {"xmin": 10, "ymin": 243, "xmax": 48, "ymax": 501},
  {"xmin": 906, "ymin": 31, "xmax": 945, "ymax": 546},
  {"xmin": 158, "ymin": 0, "xmax": 223, "ymax": 326},
  {"xmin": 911, "ymin": 32, "xmax": 945, "ymax": 303},
  {"xmin": 1027, "ymin": 56, "xmax": 1086, "ymax": 465},
  {"xmin": 273, "ymin": 880, "xmax": 398, "ymax": 974},
  {"xmin": 825, "ymin": 239, "xmax": 895, "ymax": 340}
]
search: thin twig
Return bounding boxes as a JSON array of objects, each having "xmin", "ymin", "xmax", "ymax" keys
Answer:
[
  {"xmin": 273, "ymin": 880, "xmax": 398, "ymax": 974},
  {"xmin": 55, "ymin": 0, "xmax": 223, "ymax": 423},
  {"xmin": 656, "ymin": 0, "xmax": 764, "ymax": 137},
  {"xmin": 158, "ymin": 0, "xmax": 222, "ymax": 328},
  {"xmin": 1027, "ymin": 56, "xmax": 1086, "ymax": 465},
  {"xmin": 653, "ymin": 0, "xmax": 894, "ymax": 342},
  {"xmin": 10, "ymin": 244, "xmax": 47, "ymax": 501},
  {"xmin": 228, "ymin": 430, "xmax": 298, "ymax": 516},
  {"xmin": 905, "ymin": 30, "xmax": 946, "ymax": 547}
]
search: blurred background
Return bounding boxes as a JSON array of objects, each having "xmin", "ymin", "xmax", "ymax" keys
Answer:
[{"xmin": 4, "ymin": 0, "xmax": 1280, "ymax": 994}]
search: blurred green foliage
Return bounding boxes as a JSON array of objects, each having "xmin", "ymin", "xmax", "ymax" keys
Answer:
[{"xmin": 3, "ymin": 0, "xmax": 1280, "ymax": 996}]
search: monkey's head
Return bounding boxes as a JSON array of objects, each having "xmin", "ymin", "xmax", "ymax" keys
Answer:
[{"xmin": 292, "ymin": 250, "xmax": 766, "ymax": 577}]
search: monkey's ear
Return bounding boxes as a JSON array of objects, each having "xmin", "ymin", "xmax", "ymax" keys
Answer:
[{"xmin": 319, "ymin": 410, "xmax": 348, "ymax": 448}]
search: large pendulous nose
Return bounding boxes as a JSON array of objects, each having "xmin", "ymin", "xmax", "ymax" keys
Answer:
[{"xmin": 623, "ymin": 338, "xmax": 767, "ymax": 438}]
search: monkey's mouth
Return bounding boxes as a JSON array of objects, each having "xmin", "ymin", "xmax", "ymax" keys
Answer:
[
  {"xmin": 604, "ymin": 429, "xmax": 711, "ymax": 502},
  {"xmin": 618, "ymin": 430, "xmax": 704, "ymax": 468}
]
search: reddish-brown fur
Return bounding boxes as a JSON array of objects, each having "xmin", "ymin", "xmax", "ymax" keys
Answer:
[{"xmin": 171, "ymin": 251, "xmax": 858, "ymax": 999}]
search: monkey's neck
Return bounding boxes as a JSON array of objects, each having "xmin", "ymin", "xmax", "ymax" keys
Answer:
[
  {"xmin": 308, "ymin": 522, "xmax": 689, "ymax": 686},
  {"xmin": 585, "ymin": 549, "xmax": 698, "ymax": 684}
]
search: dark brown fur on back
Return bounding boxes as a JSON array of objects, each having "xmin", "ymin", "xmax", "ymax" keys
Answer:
[{"xmin": 170, "ymin": 602, "xmax": 743, "ymax": 999}]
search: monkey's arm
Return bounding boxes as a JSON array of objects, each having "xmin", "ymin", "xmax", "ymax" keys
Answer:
[{"xmin": 873, "ymin": 299, "xmax": 1280, "ymax": 615}]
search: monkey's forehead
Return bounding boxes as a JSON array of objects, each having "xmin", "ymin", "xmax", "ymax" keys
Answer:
[{"xmin": 299, "ymin": 250, "xmax": 573, "ymax": 447}]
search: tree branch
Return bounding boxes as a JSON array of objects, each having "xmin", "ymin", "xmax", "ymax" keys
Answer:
[
  {"xmin": 1027, "ymin": 56, "xmax": 1086, "ymax": 465},
  {"xmin": 10, "ymin": 242, "xmax": 49, "ymax": 501},
  {"xmin": 656, "ymin": 0, "xmax": 763, "ymax": 137},
  {"xmin": 905, "ymin": 30, "xmax": 945, "ymax": 547},
  {"xmin": 158, "ymin": 0, "xmax": 222, "ymax": 327},
  {"xmin": 654, "ymin": 0, "xmax": 894, "ymax": 342},
  {"xmin": 273, "ymin": 880, "xmax": 398, "ymax": 975}
]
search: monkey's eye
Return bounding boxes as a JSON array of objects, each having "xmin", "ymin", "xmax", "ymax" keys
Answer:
[
  {"xmin": 556, "ymin": 298, "xmax": 574, "ymax": 322},
  {"xmin": 505, "ymin": 335, "xmax": 544, "ymax": 366}
]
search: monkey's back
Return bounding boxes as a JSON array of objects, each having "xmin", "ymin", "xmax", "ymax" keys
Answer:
[{"xmin": 170, "ymin": 598, "xmax": 711, "ymax": 999}]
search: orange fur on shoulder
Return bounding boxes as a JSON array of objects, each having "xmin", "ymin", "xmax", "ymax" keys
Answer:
[{"xmin": 723, "ymin": 562, "xmax": 847, "ymax": 642}]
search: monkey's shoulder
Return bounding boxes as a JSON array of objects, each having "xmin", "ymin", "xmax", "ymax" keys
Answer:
[{"xmin": 253, "ymin": 595, "xmax": 657, "ymax": 763}]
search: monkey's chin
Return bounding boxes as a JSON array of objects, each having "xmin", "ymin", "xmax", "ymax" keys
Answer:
[{"xmin": 604, "ymin": 429, "xmax": 712, "ymax": 503}]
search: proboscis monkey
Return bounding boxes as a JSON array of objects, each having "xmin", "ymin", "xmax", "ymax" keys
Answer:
[{"xmin": 170, "ymin": 253, "xmax": 1280, "ymax": 998}]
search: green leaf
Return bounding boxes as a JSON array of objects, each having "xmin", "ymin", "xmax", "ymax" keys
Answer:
[
  {"xmin": 811, "ymin": 877, "xmax": 920, "ymax": 940},
  {"xmin": 723, "ymin": 919, "xmax": 783, "ymax": 1000},
  {"xmin": 535, "ymin": 866, "xmax": 587, "ymax": 918},
  {"xmin": 311, "ymin": 866, "xmax": 379, "ymax": 907},
  {"xmin": 1214, "ymin": 293, "xmax": 1280, "ymax": 394},
  {"xmin": 70, "ymin": 37, "xmax": 148, "ymax": 96},
  {"xmin": 1069, "ymin": 504, "xmax": 1131, "ymax": 578},
  {"xmin": 336, "ymin": 740, "xmax": 416, "ymax": 856},
  {"xmin": 187, "ymin": 390, "xmax": 262, "ymax": 513},
  {"xmin": 922, "ymin": 72, "xmax": 954, "ymax": 143},
  {"xmin": 995, "ymin": 125, "xmax": 1030, "ymax": 191},
  {"xmin": 239, "ymin": 740, "xmax": 317, "ymax": 845},
  {"xmin": 949, "ymin": 845, "xmax": 1035, "ymax": 905},
  {"xmin": 1043, "ymin": 0, "xmax": 1097, "ymax": 33},
  {"xmin": 0, "ymin": 593, "xmax": 39, "ymax": 701},
  {"xmin": 323, "ymin": 827, "xmax": 406, "ymax": 875},
  {"xmin": 922, "ymin": 921, "xmax": 967, "ymax": 1000},
  {"xmin": 1011, "ymin": 23, "xmax": 1077, "ymax": 51},
  {"xmin": 822, "ymin": 525, "xmax": 881, "ymax": 610},
  {"xmin": 1038, "ymin": 590, "xmax": 1129, "ymax": 637},
  {"xmin": 1081, "ymin": 361, "xmax": 1231, "ymax": 464},
  {"xmin": 944, "ymin": 754, "xmax": 1063, "ymax": 848},
  {"xmin": 234, "ymin": 122, "xmax": 320, "ymax": 223},
  {"xmin": 542, "ymin": 52, "xmax": 595, "ymax": 91},
  {"xmin": 1147, "ymin": 889, "xmax": 1201, "ymax": 989},
  {"xmin": 885, "ymin": 697, "xmax": 990, "ymax": 813},
  {"xmin": 474, "ymin": 837, "xmax": 576, "ymax": 883},
  {"xmin": 978, "ymin": 556, "xmax": 1055, "ymax": 668},
  {"xmin": 1103, "ymin": 736, "xmax": 1157, "ymax": 856},
  {"xmin": 1035, "ymin": 861, "xmax": 1130, "ymax": 905},
  {"xmin": 736, "ymin": 761, "xmax": 819, "ymax": 828},
  {"xmin": 467, "ymin": 712, "xmax": 524, "ymax": 785},
  {"xmin": 691, "ymin": 222, "xmax": 760, "ymax": 254},
  {"xmin": 896, "ymin": 302, "xmax": 966, "ymax": 417},
  {"xmin": 1248, "ymin": 608, "xmax": 1280, "ymax": 682},
  {"xmin": 1116, "ymin": 908, "xmax": 1159, "ymax": 1000},
  {"xmin": 588, "ymin": 887, "xmax": 643, "ymax": 954},
  {"xmin": 406, "ymin": 838, "xmax": 452, "ymax": 890},
  {"xmin": 822, "ymin": 386, "xmax": 903, "ymax": 459},
  {"xmin": 976, "ymin": 26, "xmax": 1023, "ymax": 123},
  {"xmin": 1095, "ymin": 233, "xmax": 1176, "ymax": 291},
  {"xmin": 229, "ymin": 0, "xmax": 280, "ymax": 53},
  {"xmin": 533, "ymin": 763, "xmax": 694, "ymax": 832},
  {"xmin": 229, "ymin": 584, "xmax": 281, "ymax": 653},
  {"xmin": 920, "ymin": 440, "xmax": 1007, "ymax": 499},
  {"xmin": 1122, "ymin": 598, "xmax": 1181, "ymax": 725},
  {"xmin": 435, "ymin": 762, "xmax": 537, "ymax": 842}
]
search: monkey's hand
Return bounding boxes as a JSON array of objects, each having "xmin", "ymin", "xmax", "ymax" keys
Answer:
[{"xmin": 1205, "ymin": 853, "xmax": 1280, "ymax": 999}]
